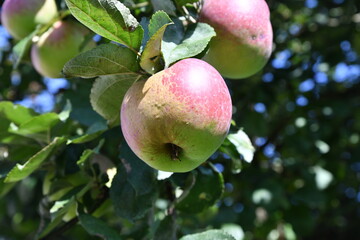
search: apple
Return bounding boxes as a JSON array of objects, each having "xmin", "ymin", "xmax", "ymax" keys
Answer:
[
  {"xmin": 31, "ymin": 20, "xmax": 95, "ymax": 78},
  {"xmin": 121, "ymin": 58, "xmax": 232, "ymax": 173},
  {"xmin": 199, "ymin": 0, "xmax": 273, "ymax": 79},
  {"xmin": 1, "ymin": 0, "xmax": 58, "ymax": 40}
]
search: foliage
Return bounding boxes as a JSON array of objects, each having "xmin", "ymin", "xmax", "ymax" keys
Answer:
[{"xmin": 1, "ymin": 0, "xmax": 360, "ymax": 239}]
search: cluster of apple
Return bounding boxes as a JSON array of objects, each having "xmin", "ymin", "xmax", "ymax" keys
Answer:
[
  {"xmin": 1, "ymin": 0, "xmax": 272, "ymax": 173},
  {"xmin": 1, "ymin": 0, "xmax": 94, "ymax": 78},
  {"xmin": 120, "ymin": 0, "xmax": 273, "ymax": 172}
]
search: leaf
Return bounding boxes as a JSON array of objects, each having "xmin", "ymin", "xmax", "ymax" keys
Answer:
[
  {"xmin": 162, "ymin": 22, "xmax": 216, "ymax": 67},
  {"xmin": 174, "ymin": 0, "xmax": 200, "ymax": 6},
  {"xmin": 110, "ymin": 141, "xmax": 157, "ymax": 221},
  {"xmin": 140, "ymin": 11, "xmax": 173, "ymax": 74},
  {"xmin": 153, "ymin": 215, "xmax": 177, "ymax": 240},
  {"xmin": 65, "ymin": 0, "xmax": 144, "ymax": 51},
  {"xmin": 227, "ymin": 129, "xmax": 255, "ymax": 163},
  {"xmin": 4, "ymin": 137, "xmax": 66, "ymax": 183},
  {"xmin": 76, "ymin": 139, "xmax": 104, "ymax": 168},
  {"xmin": 63, "ymin": 43, "xmax": 140, "ymax": 78},
  {"xmin": 151, "ymin": 0, "xmax": 177, "ymax": 16},
  {"xmin": 63, "ymin": 81, "xmax": 104, "ymax": 127},
  {"xmin": 180, "ymin": 230, "xmax": 236, "ymax": 240},
  {"xmin": 9, "ymin": 113, "xmax": 60, "ymax": 142},
  {"xmin": 176, "ymin": 165, "xmax": 224, "ymax": 214},
  {"xmin": 79, "ymin": 213, "xmax": 122, "ymax": 240},
  {"xmin": 0, "ymin": 101, "xmax": 37, "ymax": 125},
  {"xmin": 90, "ymin": 73, "xmax": 146, "ymax": 126},
  {"xmin": 69, "ymin": 120, "xmax": 108, "ymax": 144},
  {"xmin": 12, "ymin": 31, "xmax": 38, "ymax": 69}
]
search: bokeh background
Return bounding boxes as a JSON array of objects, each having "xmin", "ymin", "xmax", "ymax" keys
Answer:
[{"xmin": 1, "ymin": 0, "xmax": 360, "ymax": 239}]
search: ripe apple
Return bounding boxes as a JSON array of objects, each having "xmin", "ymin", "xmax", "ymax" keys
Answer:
[
  {"xmin": 31, "ymin": 20, "xmax": 95, "ymax": 78},
  {"xmin": 199, "ymin": 0, "xmax": 273, "ymax": 79},
  {"xmin": 121, "ymin": 58, "xmax": 233, "ymax": 173},
  {"xmin": 1, "ymin": 0, "xmax": 58, "ymax": 40}
]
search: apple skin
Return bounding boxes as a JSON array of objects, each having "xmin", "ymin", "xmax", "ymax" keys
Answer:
[
  {"xmin": 1, "ymin": 0, "xmax": 58, "ymax": 40},
  {"xmin": 31, "ymin": 20, "xmax": 95, "ymax": 78},
  {"xmin": 199, "ymin": 0, "xmax": 273, "ymax": 79},
  {"xmin": 121, "ymin": 58, "xmax": 232, "ymax": 173}
]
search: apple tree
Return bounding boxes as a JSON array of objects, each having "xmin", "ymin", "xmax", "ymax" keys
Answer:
[{"xmin": 1, "ymin": 0, "xmax": 360, "ymax": 239}]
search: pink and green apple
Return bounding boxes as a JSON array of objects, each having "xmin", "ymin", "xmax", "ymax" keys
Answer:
[
  {"xmin": 1, "ymin": 0, "xmax": 58, "ymax": 40},
  {"xmin": 121, "ymin": 58, "xmax": 233, "ymax": 173},
  {"xmin": 31, "ymin": 20, "xmax": 95, "ymax": 78},
  {"xmin": 199, "ymin": 0, "xmax": 273, "ymax": 79}
]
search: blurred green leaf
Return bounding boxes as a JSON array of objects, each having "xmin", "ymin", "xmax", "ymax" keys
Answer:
[
  {"xmin": 0, "ymin": 101, "xmax": 37, "ymax": 125},
  {"xmin": 110, "ymin": 141, "xmax": 157, "ymax": 221},
  {"xmin": 180, "ymin": 229, "xmax": 236, "ymax": 240},
  {"xmin": 8, "ymin": 113, "xmax": 60, "ymax": 142},
  {"xmin": 4, "ymin": 137, "xmax": 66, "ymax": 183},
  {"xmin": 79, "ymin": 213, "xmax": 122, "ymax": 240},
  {"xmin": 153, "ymin": 215, "xmax": 177, "ymax": 240},
  {"xmin": 12, "ymin": 31, "xmax": 37, "ymax": 69},
  {"xmin": 176, "ymin": 166, "xmax": 224, "ymax": 214},
  {"xmin": 69, "ymin": 120, "xmax": 108, "ymax": 144},
  {"xmin": 151, "ymin": 0, "xmax": 176, "ymax": 16},
  {"xmin": 174, "ymin": 0, "xmax": 200, "ymax": 6}
]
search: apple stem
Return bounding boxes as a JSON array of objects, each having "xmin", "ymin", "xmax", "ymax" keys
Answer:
[{"xmin": 167, "ymin": 143, "xmax": 182, "ymax": 161}]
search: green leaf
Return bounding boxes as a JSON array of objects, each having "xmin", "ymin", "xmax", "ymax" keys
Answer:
[
  {"xmin": 162, "ymin": 22, "xmax": 216, "ymax": 67},
  {"xmin": 176, "ymin": 166, "xmax": 224, "ymax": 214},
  {"xmin": 151, "ymin": 0, "xmax": 176, "ymax": 16},
  {"xmin": 9, "ymin": 113, "xmax": 60, "ymax": 142},
  {"xmin": 227, "ymin": 129, "xmax": 255, "ymax": 163},
  {"xmin": 63, "ymin": 43, "xmax": 140, "ymax": 78},
  {"xmin": 153, "ymin": 215, "xmax": 177, "ymax": 240},
  {"xmin": 79, "ymin": 213, "xmax": 122, "ymax": 240},
  {"xmin": 180, "ymin": 230, "xmax": 236, "ymax": 240},
  {"xmin": 63, "ymin": 81, "xmax": 104, "ymax": 127},
  {"xmin": 174, "ymin": 0, "xmax": 200, "ymax": 6},
  {"xmin": 0, "ymin": 101, "xmax": 37, "ymax": 125},
  {"xmin": 140, "ymin": 11, "xmax": 173, "ymax": 74},
  {"xmin": 4, "ymin": 137, "xmax": 66, "ymax": 183},
  {"xmin": 65, "ymin": 0, "xmax": 143, "ymax": 51},
  {"xmin": 76, "ymin": 139, "xmax": 104, "ymax": 168},
  {"xmin": 70, "ymin": 120, "xmax": 108, "ymax": 144},
  {"xmin": 12, "ymin": 31, "xmax": 38, "ymax": 69},
  {"xmin": 110, "ymin": 141, "xmax": 157, "ymax": 221},
  {"xmin": 90, "ymin": 73, "xmax": 146, "ymax": 127}
]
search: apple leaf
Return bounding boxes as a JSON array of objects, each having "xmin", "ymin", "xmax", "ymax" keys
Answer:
[
  {"xmin": 140, "ymin": 11, "xmax": 173, "ymax": 74},
  {"xmin": 12, "ymin": 31, "xmax": 38, "ymax": 69},
  {"xmin": 69, "ymin": 121, "xmax": 108, "ymax": 144},
  {"xmin": 110, "ymin": 142, "xmax": 157, "ymax": 221},
  {"xmin": 227, "ymin": 129, "xmax": 255, "ymax": 163},
  {"xmin": 4, "ymin": 137, "xmax": 66, "ymax": 183},
  {"xmin": 90, "ymin": 73, "xmax": 146, "ymax": 127},
  {"xmin": 63, "ymin": 43, "xmax": 140, "ymax": 78},
  {"xmin": 175, "ymin": 166, "xmax": 224, "ymax": 214},
  {"xmin": 79, "ymin": 213, "xmax": 122, "ymax": 240},
  {"xmin": 0, "ymin": 101, "xmax": 37, "ymax": 125},
  {"xmin": 64, "ymin": 0, "xmax": 144, "ymax": 51},
  {"xmin": 162, "ymin": 22, "xmax": 216, "ymax": 67},
  {"xmin": 150, "ymin": 0, "xmax": 177, "ymax": 16},
  {"xmin": 174, "ymin": 0, "xmax": 200, "ymax": 6},
  {"xmin": 8, "ymin": 113, "xmax": 60, "ymax": 143},
  {"xmin": 153, "ymin": 215, "xmax": 177, "ymax": 240},
  {"xmin": 180, "ymin": 230, "xmax": 236, "ymax": 240}
]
